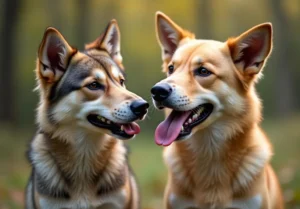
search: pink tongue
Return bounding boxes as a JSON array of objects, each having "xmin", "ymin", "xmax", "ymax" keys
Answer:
[
  {"xmin": 155, "ymin": 110, "xmax": 192, "ymax": 146},
  {"xmin": 123, "ymin": 122, "xmax": 141, "ymax": 135}
]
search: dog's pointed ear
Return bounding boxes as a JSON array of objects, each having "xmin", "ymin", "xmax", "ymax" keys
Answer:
[
  {"xmin": 228, "ymin": 23, "xmax": 273, "ymax": 82},
  {"xmin": 85, "ymin": 19, "xmax": 122, "ymax": 65},
  {"xmin": 156, "ymin": 11, "xmax": 194, "ymax": 61},
  {"xmin": 38, "ymin": 27, "xmax": 77, "ymax": 83}
]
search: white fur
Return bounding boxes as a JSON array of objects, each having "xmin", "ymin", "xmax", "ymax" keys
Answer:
[
  {"xmin": 219, "ymin": 82, "xmax": 245, "ymax": 113},
  {"xmin": 169, "ymin": 193, "xmax": 197, "ymax": 209},
  {"xmin": 229, "ymin": 194, "xmax": 262, "ymax": 209},
  {"xmin": 114, "ymin": 53, "xmax": 123, "ymax": 63},
  {"xmin": 31, "ymin": 134, "xmax": 68, "ymax": 190},
  {"xmin": 111, "ymin": 65, "xmax": 120, "ymax": 79},
  {"xmin": 160, "ymin": 81, "xmax": 223, "ymax": 116},
  {"xmin": 39, "ymin": 187, "xmax": 127, "ymax": 209},
  {"xmin": 95, "ymin": 70, "xmax": 107, "ymax": 81},
  {"xmin": 169, "ymin": 193, "xmax": 262, "ymax": 209},
  {"xmin": 49, "ymin": 90, "xmax": 135, "ymax": 133},
  {"xmin": 52, "ymin": 91, "xmax": 79, "ymax": 124},
  {"xmin": 75, "ymin": 97, "xmax": 136, "ymax": 126}
]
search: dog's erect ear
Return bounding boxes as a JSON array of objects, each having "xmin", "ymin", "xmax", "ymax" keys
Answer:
[
  {"xmin": 85, "ymin": 19, "xmax": 122, "ymax": 65},
  {"xmin": 38, "ymin": 27, "xmax": 76, "ymax": 83},
  {"xmin": 228, "ymin": 23, "xmax": 273, "ymax": 82},
  {"xmin": 156, "ymin": 12, "xmax": 194, "ymax": 61}
]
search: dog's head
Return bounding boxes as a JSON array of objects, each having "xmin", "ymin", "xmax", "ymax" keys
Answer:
[
  {"xmin": 152, "ymin": 12, "xmax": 272, "ymax": 146},
  {"xmin": 36, "ymin": 20, "xmax": 148, "ymax": 140}
]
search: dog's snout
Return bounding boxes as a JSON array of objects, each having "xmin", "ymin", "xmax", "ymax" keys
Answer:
[
  {"xmin": 151, "ymin": 83, "xmax": 172, "ymax": 102},
  {"xmin": 130, "ymin": 100, "xmax": 149, "ymax": 117}
]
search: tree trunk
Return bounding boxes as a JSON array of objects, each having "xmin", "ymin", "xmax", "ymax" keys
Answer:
[
  {"xmin": 45, "ymin": 0, "xmax": 64, "ymax": 30},
  {"xmin": 77, "ymin": 0, "xmax": 89, "ymax": 46},
  {"xmin": 0, "ymin": 0, "xmax": 21, "ymax": 124},
  {"xmin": 195, "ymin": 0, "xmax": 213, "ymax": 39},
  {"xmin": 270, "ymin": 0, "xmax": 296, "ymax": 116}
]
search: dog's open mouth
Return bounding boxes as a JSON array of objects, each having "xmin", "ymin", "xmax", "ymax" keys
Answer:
[
  {"xmin": 155, "ymin": 103, "xmax": 213, "ymax": 146},
  {"xmin": 87, "ymin": 114, "xmax": 140, "ymax": 139}
]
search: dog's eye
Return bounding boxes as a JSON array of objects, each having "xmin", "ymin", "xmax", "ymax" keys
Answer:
[
  {"xmin": 168, "ymin": 65, "xmax": 174, "ymax": 74},
  {"xmin": 120, "ymin": 79, "xmax": 125, "ymax": 86},
  {"xmin": 86, "ymin": 82, "xmax": 104, "ymax": 90},
  {"xmin": 194, "ymin": 67, "xmax": 212, "ymax": 77}
]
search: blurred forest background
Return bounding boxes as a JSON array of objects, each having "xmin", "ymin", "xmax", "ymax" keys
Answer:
[{"xmin": 0, "ymin": 0, "xmax": 300, "ymax": 208}]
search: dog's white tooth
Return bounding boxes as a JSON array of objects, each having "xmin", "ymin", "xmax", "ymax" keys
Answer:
[
  {"xmin": 101, "ymin": 117, "xmax": 105, "ymax": 122},
  {"xmin": 107, "ymin": 120, "xmax": 111, "ymax": 124},
  {"xmin": 120, "ymin": 125, "xmax": 124, "ymax": 131},
  {"xmin": 185, "ymin": 122, "xmax": 188, "ymax": 126},
  {"xmin": 181, "ymin": 126, "xmax": 184, "ymax": 131},
  {"xmin": 97, "ymin": 115, "xmax": 102, "ymax": 120},
  {"xmin": 193, "ymin": 114, "xmax": 197, "ymax": 121},
  {"xmin": 188, "ymin": 118, "xmax": 192, "ymax": 124}
]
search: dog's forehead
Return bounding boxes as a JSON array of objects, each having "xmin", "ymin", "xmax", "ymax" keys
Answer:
[
  {"xmin": 173, "ymin": 40, "xmax": 226, "ymax": 64},
  {"xmin": 48, "ymin": 52, "xmax": 123, "ymax": 103},
  {"xmin": 72, "ymin": 51, "xmax": 124, "ymax": 80},
  {"xmin": 94, "ymin": 70, "xmax": 107, "ymax": 80}
]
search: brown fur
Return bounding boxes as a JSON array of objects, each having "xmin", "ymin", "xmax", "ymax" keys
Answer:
[{"xmin": 154, "ymin": 12, "xmax": 284, "ymax": 209}]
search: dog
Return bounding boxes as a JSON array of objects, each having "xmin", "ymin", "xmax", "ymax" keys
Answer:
[
  {"xmin": 25, "ymin": 19, "xmax": 148, "ymax": 209},
  {"xmin": 151, "ymin": 12, "xmax": 284, "ymax": 209}
]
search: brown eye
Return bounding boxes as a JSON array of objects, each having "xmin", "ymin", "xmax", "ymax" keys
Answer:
[
  {"xmin": 120, "ymin": 79, "xmax": 125, "ymax": 86},
  {"xmin": 86, "ymin": 82, "xmax": 104, "ymax": 90},
  {"xmin": 194, "ymin": 67, "xmax": 212, "ymax": 77},
  {"xmin": 168, "ymin": 65, "xmax": 174, "ymax": 74}
]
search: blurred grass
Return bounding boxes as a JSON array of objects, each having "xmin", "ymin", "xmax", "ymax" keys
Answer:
[{"xmin": 0, "ymin": 115, "xmax": 300, "ymax": 209}]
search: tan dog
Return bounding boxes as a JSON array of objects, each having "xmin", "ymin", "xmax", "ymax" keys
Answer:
[
  {"xmin": 25, "ymin": 20, "xmax": 148, "ymax": 209},
  {"xmin": 151, "ymin": 12, "xmax": 284, "ymax": 209}
]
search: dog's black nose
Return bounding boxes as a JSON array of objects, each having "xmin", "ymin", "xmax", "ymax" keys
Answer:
[
  {"xmin": 130, "ymin": 100, "xmax": 149, "ymax": 117},
  {"xmin": 151, "ymin": 83, "xmax": 172, "ymax": 102}
]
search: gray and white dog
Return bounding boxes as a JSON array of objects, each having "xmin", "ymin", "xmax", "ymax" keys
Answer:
[{"xmin": 25, "ymin": 20, "xmax": 148, "ymax": 209}]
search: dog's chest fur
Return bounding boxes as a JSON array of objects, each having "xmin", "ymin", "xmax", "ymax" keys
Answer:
[
  {"xmin": 28, "ymin": 130, "xmax": 128, "ymax": 208},
  {"xmin": 164, "ymin": 124, "xmax": 271, "ymax": 208},
  {"xmin": 169, "ymin": 192, "xmax": 262, "ymax": 209}
]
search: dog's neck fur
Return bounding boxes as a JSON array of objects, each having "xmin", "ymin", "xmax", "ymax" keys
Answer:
[
  {"xmin": 31, "ymin": 102, "xmax": 128, "ymax": 197},
  {"xmin": 165, "ymin": 92, "xmax": 272, "ymax": 206},
  {"xmin": 42, "ymin": 130, "xmax": 124, "ymax": 183}
]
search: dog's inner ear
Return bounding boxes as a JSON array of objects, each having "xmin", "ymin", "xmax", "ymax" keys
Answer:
[
  {"xmin": 85, "ymin": 20, "xmax": 122, "ymax": 65},
  {"xmin": 156, "ymin": 12, "xmax": 190, "ymax": 61},
  {"xmin": 228, "ymin": 23, "xmax": 273, "ymax": 78},
  {"xmin": 38, "ymin": 28, "xmax": 76, "ymax": 83}
]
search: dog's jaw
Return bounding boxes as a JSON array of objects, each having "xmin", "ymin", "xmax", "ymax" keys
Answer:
[{"xmin": 152, "ymin": 82, "xmax": 225, "ymax": 145}]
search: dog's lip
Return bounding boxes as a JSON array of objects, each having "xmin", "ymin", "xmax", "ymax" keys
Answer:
[
  {"xmin": 177, "ymin": 103, "xmax": 214, "ymax": 138},
  {"xmin": 155, "ymin": 103, "xmax": 214, "ymax": 146},
  {"xmin": 87, "ymin": 114, "xmax": 140, "ymax": 139}
]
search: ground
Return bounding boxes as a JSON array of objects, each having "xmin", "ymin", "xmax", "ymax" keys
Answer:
[{"xmin": 0, "ymin": 115, "xmax": 299, "ymax": 209}]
